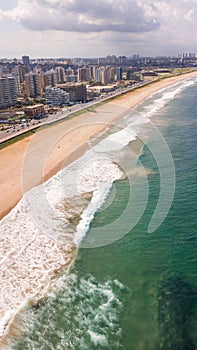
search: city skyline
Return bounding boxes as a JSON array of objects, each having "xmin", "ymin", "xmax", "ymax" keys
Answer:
[{"xmin": 0, "ymin": 0, "xmax": 197, "ymax": 59}]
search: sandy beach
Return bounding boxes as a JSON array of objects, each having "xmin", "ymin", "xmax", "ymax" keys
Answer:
[
  {"xmin": 0, "ymin": 71, "xmax": 197, "ymax": 346},
  {"xmin": 1, "ymin": 71, "xmax": 197, "ymax": 221}
]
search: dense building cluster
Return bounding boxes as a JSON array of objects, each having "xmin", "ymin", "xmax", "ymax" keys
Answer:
[{"xmin": 0, "ymin": 53, "xmax": 196, "ymax": 109}]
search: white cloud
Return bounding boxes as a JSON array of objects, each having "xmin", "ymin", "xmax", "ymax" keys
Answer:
[
  {"xmin": 0, "ymin": 0, "xmax": 17, "ymax": 11},
  {"xmin": 0, "ymin": 0, "xmax": 197, "ymax": 58},
  {"xmin": 1, "ymin": 0, "xmax": 160, "ymax": 33}
]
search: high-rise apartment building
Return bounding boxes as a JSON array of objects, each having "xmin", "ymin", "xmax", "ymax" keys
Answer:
[
  {"xmin": 24, "ymin": 73, "xmax": 44, "ymax": 97},
  {"xmin": 89, "ymin": 66, "xmax": 96, "ymax": 81},
  {"xmin": 22, "ymin": 55, "xmax": 30, "ymax": 72},
  {"xmin": 0, "ymin": 76, "xmax": 18, "ymax": 108},
  {"xmin": 66, "ymin": 67, "xmax": 74, "ymax": 76},
  {"xmin": 45, "ymin": 86, "xmax": 69, "ymax": 106},
  {"xmin": 78, "ymin": 67, "xmax": 90, "ymax": 82},
  {"xmin": 95, "ymin": 67, "xmax": 112, "ymax": 84},
  {"xmin": 17, "ymin": 65, "xmax": 28, "ymax": 84},
  {"xmin": 22, "ymin": 55, "xmax": 30, "ymax": 66},
  {"xmin": 116, "ymin": 67, "xmax": 123, "ymax": 80},
  {"xmin": 43, "ymin": 72, "xmax": 53, "ymax": 88},
  {"xmin": 110, "ymin": 67, "xmax": 115, "ymax": 82},
  {"xmin": 56, "ymin": 67, "xmax": 65, "ymax": 83},
  {"xmin": 105, "ymin": 55, "xmax": 117, "ymax": 64},
  {"xmin": 24, "ymin": 73, "xmax": 35, "ymax": 97},
  {"xmin": 66, "ymin": 75, "xmax": 78, "ymax": 83},
  {"xmin": 57, "ymin": 83, "xmax": 87, "ymax": 102},
  {"xmin": 101, "ymin": 67, "xmax": 111, "ymax": 85},
  {"xmin": 34, "ymin": 74, "xmax": 44, "ymax": 96},
  {"xmin": 95, "ymin": 67, "xmax": 101, "ymax": 83},
  {"xmin": 43, "ymin": 68, "xmax": 64, "ymax": 88}
]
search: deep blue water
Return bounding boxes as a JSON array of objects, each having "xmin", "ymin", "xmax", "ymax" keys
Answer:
[{"xmin": 13, "ymin": 82, "xmax": 197, "ymax": 350}]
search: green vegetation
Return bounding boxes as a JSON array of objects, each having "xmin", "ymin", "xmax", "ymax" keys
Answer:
[
  {"xmin": 0, "ymin": 69, "xmax": 196, "ymax": 150},
  {"xmin": 8, "ymin": 115, "xmax": 24, "ymax": 121},
  {"xmin": 88, "ymin": 81, "xmax": 104, "ymax": 86},
  {"xmin": 14, "ymin": 101, "xmax": 23, "ymax": 109},
  {"xmin": 0, "ymin": 129, "xmax": 37, "ymax": 150}
]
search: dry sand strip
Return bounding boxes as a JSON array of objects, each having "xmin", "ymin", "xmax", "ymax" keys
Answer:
[
  {"xmin": 0, "ymin": 71, "xmax": 197, "ymax": 221},
  {"xmin": 0, "ymin": 71, "xmax": 196, "ymax": 347}
]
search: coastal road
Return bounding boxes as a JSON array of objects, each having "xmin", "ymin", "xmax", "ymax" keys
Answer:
[{"xmin": 0, "ymin": 80, "xmax": 152, "ymax": 145}]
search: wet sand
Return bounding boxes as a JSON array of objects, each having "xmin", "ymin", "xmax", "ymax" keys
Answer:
[
  {"xmin": 1, "ymin": 71, "xmax": 197, "ymax": 221},
  {"xmin": 0, "ymin": 71, "xmax": 197, "ymax": 346}
]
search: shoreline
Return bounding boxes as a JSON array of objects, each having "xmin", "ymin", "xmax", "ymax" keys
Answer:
[
  {"xmin": 0, "ymin": 71, "xmax": 197, "ymax": 221},
  {"xmin": 0, "ymin": 71, "xmax": 197, "ymax": 346}
]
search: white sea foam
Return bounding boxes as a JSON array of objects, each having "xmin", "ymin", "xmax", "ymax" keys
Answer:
[
  {"xmin": 125, "ymin": 77, "xmax": 197, "ymax": 135},
  {"xmin": 12, "ymin": 274, "xmax": 124, "ymax": 349},
  {"xmin": 153, "ymin": 76, "xmax": 197, "ymax": 97},
  {"xmin": 0, "ymin": 195, "xmax": 73, "ymax": 337},
  {"xmin": 94, "ymin": 127, "xmax": 137, "ymax": 153},
  {"xmin": 77, "ymin": 157, "xmax": 123, "ymax": 193},
  {"xmin": 74, "ymin": 183, "xmax": 113, "ymax": 245},
  {"xmin": 0, "ymin": 146, "xmax": 124, "ymax": 336},
  {"xmin": 141, "ymin": 77, "xmax": 197, "ymax": 119},
  {"xmin": 1, "ymin": 76, "xmax": 195, "ymax": 338},
  {"xmin": 88, "ymin": 330, "xmax": 108, "ymax": 347},
  {"xmin": 74, "ymin": 157, "xmax": 123, "ymax": 244}
]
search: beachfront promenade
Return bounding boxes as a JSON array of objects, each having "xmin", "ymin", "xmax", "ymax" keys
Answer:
[
  {"xmin": 0, "ymin": 80, "xmax": 151, "ymax": 145},
  {"xmin": 1, "ymin": 71, "xmax": 197, "ymax": 222},
  {"xmin": 0, "ymin": 70, "xmax": 197, "ymax": 345}
]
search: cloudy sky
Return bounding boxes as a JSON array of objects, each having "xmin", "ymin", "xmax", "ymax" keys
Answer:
[{"xmin": 0, "ymin": 0, "xmax": 197, "ymax": 58}]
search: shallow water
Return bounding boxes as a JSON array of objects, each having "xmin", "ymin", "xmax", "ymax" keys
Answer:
[{"xmin": 8, "ymin": 77, "xmax": 197, "ymax": 349}]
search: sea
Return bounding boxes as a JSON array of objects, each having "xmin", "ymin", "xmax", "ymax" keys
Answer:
[{"xmin": 3, "ymin": 76, "xmax": 197, "ymax": 349}]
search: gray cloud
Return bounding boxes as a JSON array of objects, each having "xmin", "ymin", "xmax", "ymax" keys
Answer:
[
  {"xmin": 1, "ymin": 0, "xmax": 197, "ymax": 58},
  {"xmin": 4, "ymin": 0, "xmax": 160, "ymax": 33}
]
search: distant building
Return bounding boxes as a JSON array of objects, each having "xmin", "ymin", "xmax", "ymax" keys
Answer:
[
  {"xmin": 116, "ymin": 67, "xmax": 123, "ymax": 80},
  {"xmin": 101, "ymin": 67, "xmax": 111, "ymax": 84},
  {"xmin": 22, "ymin": 55, "xmax": 30, "ymax": 72},
  {"xmin": 43, "ymin": 71, "xmax": 54, "ymax": 88},
  {"xmin": 118, "ymin": 56, "xmax": 126, "ymax": 65},
  {"xmin": 89, "ymin": 65, "xmax": 96, "ymax": 81},
  {"xmin": 24, "ymin": 73, "xmax": 44, "ymax": 97},
  {"xmin": 34, "ymin": 74, "xmax": 44, "ymax": 97},
  {"xmin": 22, "ymin": 55, "xmax": 30, "ymax": 66},
  {"xmin": 56, "ymin": 66, "xmax": 65, "ymax": 83},
  {"xmin": 105, "ymin": 55, "xmax": 117, "ymax": 64},
  {"xmin": 50, "ymin": 69, "xmax": 59, "ymax": 85},
  {"xmin": 182, "ymin": 53, "xmax": 196, "ymax": 59},
  {"xmin": 142, "ymin": 71, "xmax": 157, "ymax": 77},
  {"xmin": 0, "ymin": 76, "xmax": 18, "ymax": 108},
  {"xmin": 45, "ymin": 86, "xmax": 69, "ymax": 106},
  {"xmin": 66, "ymin": 75, "xmax": 78, "ymax": 83},
  {"xmin": 132, "ymin": 54, "xmax": 140, "ymax": 59},
  {"xmin": 57, "ymin": 83, "xmax": 87, "ymax": 103},
  {"xmin": 95, "ymin": 67, "xmax": 101, "ymax": 83},
  {"xmin": 66, "ymin": 67, "xmax": 74, "ymax": 76},
  {"xmin": 17, "ymin": 65, "xmax": 28, "ymax": 84},
  {"xmin": 87, "ymin": 85, "xmax": 116, "ymax": 94},
  {"xmin": 24, "ymin": 104, "xmax": 45, "ymax": 118},
  {"xmin": 78, "ymin": 67, "xmax": 90, "ymax": 82},
  {"xmin": 131, "ymin": 73, "xmax": 142, "ymax": 81},
  {"xmin": 110, "ymin": 68, "xmax": 115, "ymax": 82},
  {"xmin": 43, "ymin": 68, "xmax": 65, "ymax": 88},
  {"xmin": 0, "ymin": 111, "xmax": 17, "ymax": 123},
  {"xmin": 24, "ymin": 73, "xmax": 35, "ymax": 97}
]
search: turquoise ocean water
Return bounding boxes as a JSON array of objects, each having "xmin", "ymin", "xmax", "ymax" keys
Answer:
[{"xmin": 13, "ymin": 79, "xmax": 197, "ymax": 349}]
